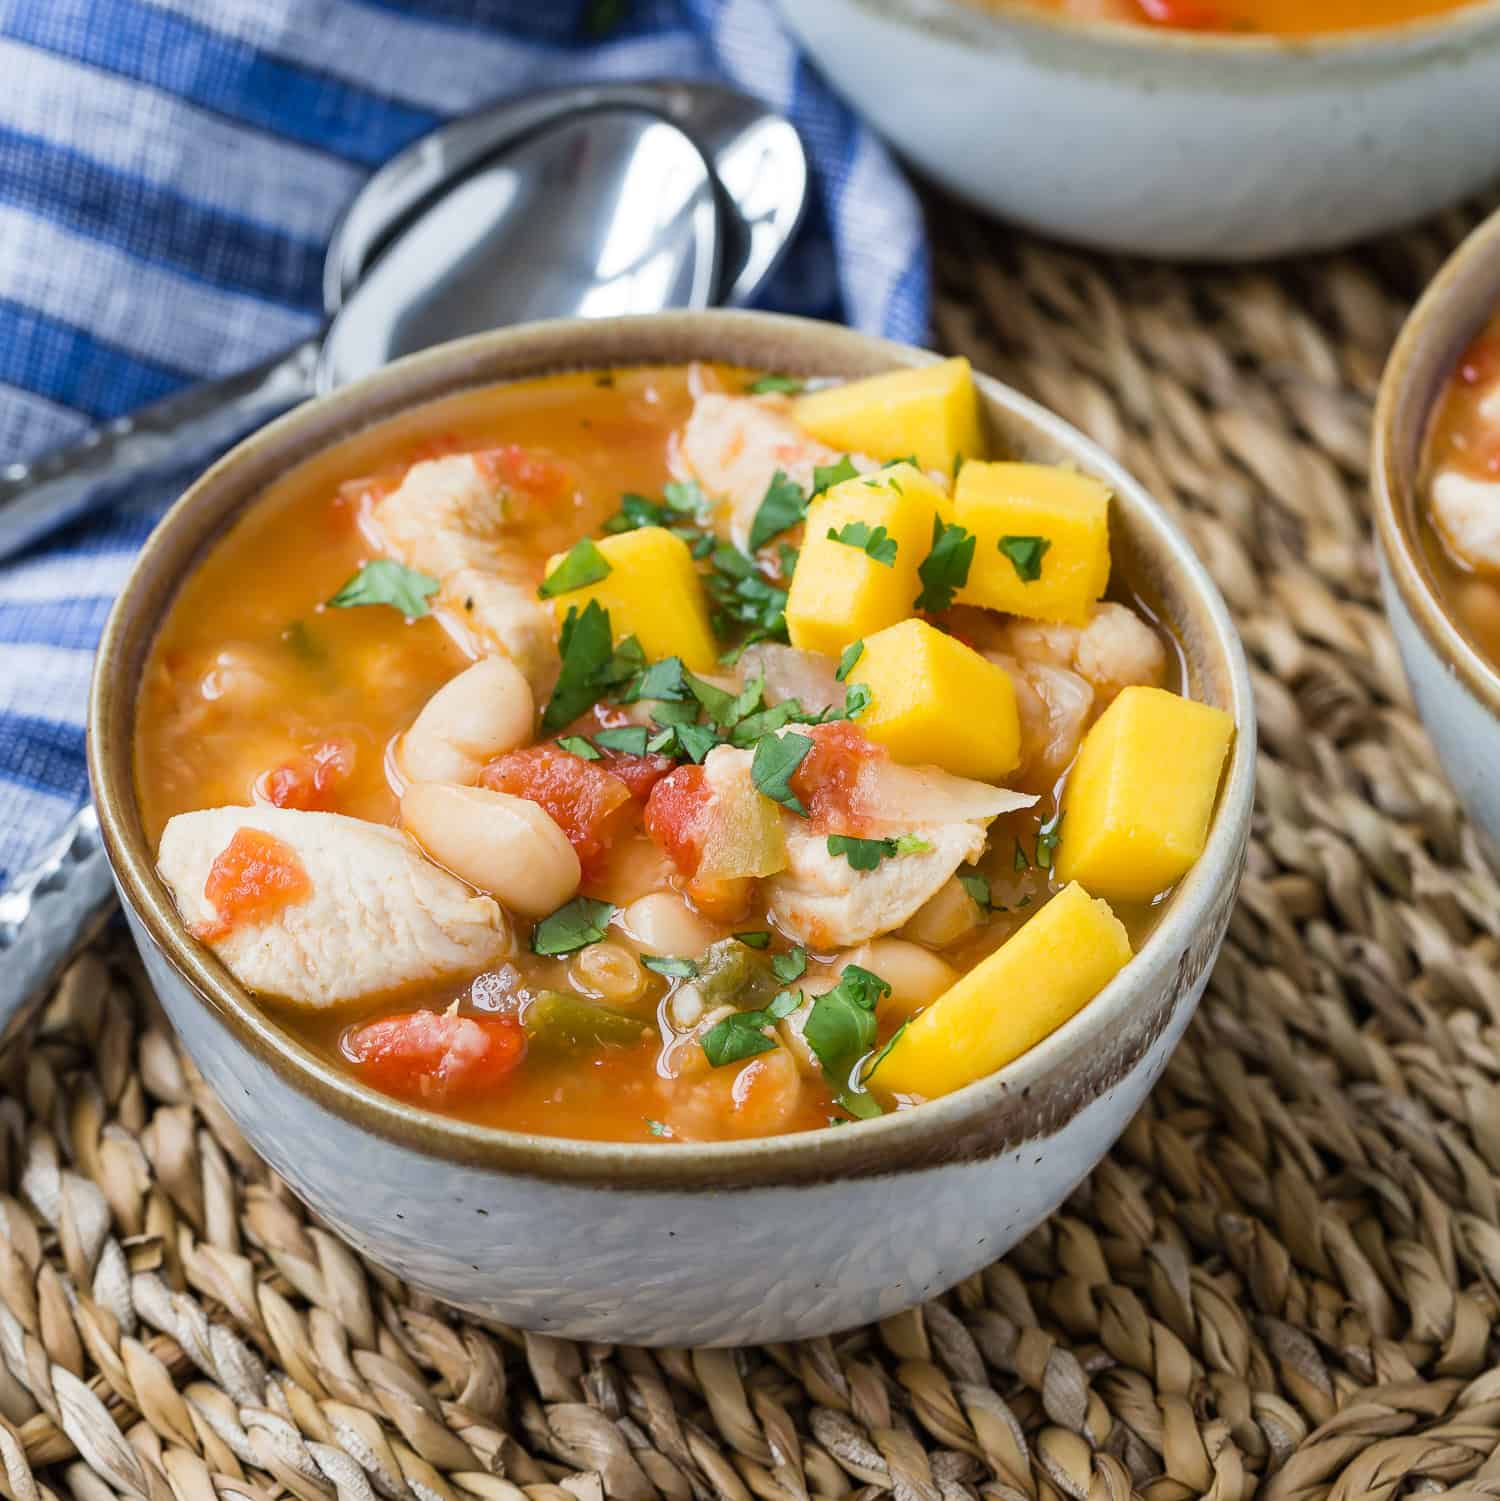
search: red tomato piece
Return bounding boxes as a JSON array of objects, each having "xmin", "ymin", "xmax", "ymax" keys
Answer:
[
  {"xmin": 343, "ymin": 1010, "xmax": 526, "ymax": 1104},
  {"xmin": 256, "ymin": 738, "xmax": 356, "ymax": 812},
  {"xmin": 789, "ymin": 721, "xmax": 885, "ymax": 833},
  {"xmin": 473, "ymin": 443, "xmax": 569, "ymax": 498},
  {"xmin": 644, "ymin": 764, "xmax": 713, "ymax": 876},
  {"xmin": 481, "ymin": 744, "xmax": 636, "ymax": 878},
  {"xmin": 1133, "ymin": 0, "xmax": 1226, "ymax": 25},
  {"xmin": 194, "ymin": 828, "xmax": 312, "ymax": 942},
  {"xmin": 602, "ymin": 749, "xmax": 676, "ymax": 800}
]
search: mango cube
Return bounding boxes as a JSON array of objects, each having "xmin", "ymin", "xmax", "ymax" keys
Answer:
[
  {"xmin": 1057, "ymin": 686, "xmax": 1235, "ymax": 903},
  {"xmin": 872, "ymin": 882, "xmax": 1132, "ymax": 1100},
  {"xmin": 785, "ymin": 465, "xmax": 949, "ymax": 657},
  {"xmin": 850, "ymin": 618, "xmax": 1020, "ymax": 781},
  {"xmin": 955, "ymin": 462, "xmax": 1111, "ymax": 626},
  {"xmin": 794, "ymin": 357, "xmax": 983, "ymax": 476},
  {"xmin": 545, "ymin": 527, "xmax": 716, "ymax": 672}
]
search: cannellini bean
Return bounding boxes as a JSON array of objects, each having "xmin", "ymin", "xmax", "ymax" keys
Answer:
[
  {"xmin": 846, "ymin": 939, "xmax": 958, "ymax": 1018},
  {"xmin": 776, "ymin": 991, "xmax": 821, "ymax": 1077},
  {"xmin": 400, "ymin": 782, "xmax": 578, "ymax": 917},
  {"xmin": 659, "ymin": 1004, "xmax": 735, "ymax": 1078},
  {"xmin": 730, "ymin": 1048, "xmax": 802, "ymax": 1134},
  {"xmin": 569, "ymin": 940, "xmax": 646, "ymax": 1004},
  {"xmin": 668, "ymin": 982, "xmax": 707, "ymax": 1030},
  {"xmin": 901, "ymin": 877, "xmax": 981, "ymax": 948},
  {"xmin": 621, "ymin": 892, "xmax": 720, "ymax": 958},
  {"xmin": 398, "ymin": 656, "xmax": 534, "ymax": 786}
]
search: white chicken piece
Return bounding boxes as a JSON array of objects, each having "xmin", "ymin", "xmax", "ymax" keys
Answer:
[
  {"xmin": 990, "ymin": 654, "xmax": 1095, "ymax": 786},
  {"xmin": 766, "ymin": 820, "xmax": 988, "ymax": 950},
  {"xmin": 367, "ymin": 454, "xmax": 555, "ymax": 692},
  {"xmin": 678, "ymin": 394, "xmax": 878, "ymax": 549},
  {"xmin": 1432, "ymin": 468, "xmax": 1500, "ymax": 572},
  {"xmin": 158, "ymin": 806, "xmax": 510, "ymax": 1008}
]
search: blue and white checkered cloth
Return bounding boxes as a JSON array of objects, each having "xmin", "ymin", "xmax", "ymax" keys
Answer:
[{"xmin": 0, "ymin": 0, "xmax": 929, "ymax": 889}]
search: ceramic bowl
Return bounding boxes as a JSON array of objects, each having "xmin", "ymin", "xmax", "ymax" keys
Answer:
[
  {"xmin": 90, "ymin": 311, "xmax": 1255, "ymax": 1346},
  {"xmin": 1374, "ymin": 208, "xmax": 1500, "ymax": 851},
  {"xmin": 774, "ymin": 0, "xmax": 1500, "ymax": 261}
]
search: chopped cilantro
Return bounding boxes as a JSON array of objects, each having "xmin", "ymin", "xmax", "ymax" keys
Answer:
[
  {"xmin": 826, "ymin": 521, "xmax": 898, "ymax": 567},
  {"xmin": 834, "ymin": 683, "xmax": 872, "ymax": 720},
  {"xmin": 729, "ymin": 700, "xmax": 802, "ymax": 746},
  {"xmin": 641, "ymin": 955, "xmax": 699, "ymax": 979},
  {"xmin": 1014, "ymin": 841, "xmax": 1031, "ymax": 872},
  {"xmin": 835, "ymin": 641, "xmax": 864, "ymax": 682},
  {"xmin": 751, "ymin": 731, "xmax": 814, "ymax": 816},
  {"xmin": 892, "ymin": 833, "xmax": 933, "ymax": 855},
  {"xmin": 624, "ymin": 656, "xmax": 690, "ymax": 704},
  {"xmin": 557, "ymin": 735, "xmax": 600, "ymax": 760},
  {"xmin": 914, "ymin": 517, "xmax": 977, "ymax": 613},
  {"xmin": 771, "ymin": 946, "xmax": 807, "ymax": 983},
  {"xmin": 811, "ymin": 455, "xmax": 859, "ymax": 497},
  {"xmin": 327, "ymin": 560, "xmax": 439, "ymax": 619},
  {"xmin": 747, "ymin": 374, "xmax": 804, "ymax": 395},
  {"xmin": 999, "ymin": 535, "xmax": 1051, "ymax": 583},
  {"xmin": 706, "ymin": 543, "xmax": 790, "ymax": 643},
  {"xmin": 727, "ymin": 673, "xmax": 765, "ymax": 727},
  {"xmin": 650, "ymin": 700, "xmax": 700, "ymax": 727},
  {"xmin": 734, "ymin": 931, "xmax": 772, "ymax": 949},
  {"xmin": 686, "ymin": 673, "xmax": 736, "ymax": 725},
  {"xmin": 646, "ymin": 1118, "xmax": 670, "ymax": 1137},
  {"xmin": 804, "ymin": 965, "xmax": 890, "ymax": 1084},
  {"xmin": 650, "ymin": 721, "xmax": 719, "ymax": 764},
  {"xmin": 701, "ymin": 988, "xmax": 802, "ymax": 1066},
  {"xmin": 594, "ymin": 726, "xmax": 650, "ymax": 757},
  {"xmin": 1036, "ymin": 811, "xmax": 1064, "ymax": 869},
  {"xmin": 881, "ymin": 454, "xmax": 921, "ymax": 471},
  {"xmin": 532, "ymin": 896, "xmax": 615, "ymax": 956},
  {"xmin": 538, "ymin": 538, "xmax": 611, "ymax": 599},
  {"xmin": 663, "ymin": 479, "xmax": 708, "ymax": 514},
  {"xmin": 826, "ymin": 834, "xmax": 896, "ymax": 871},
  {"xmin": 834, "ymin": 1088, "xmax": 883, "ymax": 1120},
  {"xmin": 778, "ymin": 543, "xmax": 800, "ymax": 579},
  {"xmin": 602, "ymin": 493, "xmax": 666, "ymax": 533},
  {"xmin": 748, "ymin": 471, "xmax": 809, "ymax": 550},
  {"xmin": 541, "ymin": 601, "xmax": 613, "ymax": 731},
  {"xmin": 958, "ymin": 869, "xmax": 993, "ymax": 911}
]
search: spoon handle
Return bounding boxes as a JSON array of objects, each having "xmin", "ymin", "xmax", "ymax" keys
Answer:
[{"xmin": 0, "ymin": 335, "xmax": 322, "ymax": 564}]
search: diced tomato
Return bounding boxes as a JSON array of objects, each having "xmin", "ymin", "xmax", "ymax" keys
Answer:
[
  {"xmin": 1460, "ymin": 336, "xmax": 1500, "ymax": 388},
  {"xmin": 789, "ymin": 721, "xmax": 885, "ymax": 833},
  {"xmin": 473, "ymin": 443, "xmax": 569, "ymax": 498},
  {"xmin": 601, "ymin": 750, "xmax": 676, "ymax": 800},
  {"xmin": 256, "ymin": 738, "xmax": 356, "ymax": 812},
  {"xmin": 481, "ymin": 744, "xmax": 637, "ymax": 878},
  {"xmin": 1133, "ymin": 0, "xmax": 1226, "ymax": 25},
  {"xmin": 343, "ymin": 1010, "xmax": 525, "ymax": 1104},
  {"xmin": 194, "ymin": 828, "xmax": 312, "ymax": 943},
  {"xmin": 644, "ymin": 764, "xmax": 713, "ymax": 877}
]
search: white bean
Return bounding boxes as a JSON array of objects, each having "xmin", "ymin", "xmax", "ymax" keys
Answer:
[
  {"xmin": 398, "ymin": 656, "xmax": 534, "ymax": 786},
  {"xmin": 730, "ymin": 1048, "xmax": 803, "ymax": 1134},
  {"xmin": 901, "ymin": 877, "xmax": 981, "ymax": 948},
  {"xmin": 846, "ymin": 939, "xmax": 958, "ymax": 1018},
  {"xmin": 401, "ymin": 782, "xmax": 578, "ymax": 918},
  {"xmin": 668, "ymin": 982, "xmax": 707, "ymax": 1030},
  {"xmin": 569, "ymin": 941, "xmax": 646, "ymax": 1004},
  {"xmin": 620, "ymin": 892, "xmax": 720, "ymax": 958}
]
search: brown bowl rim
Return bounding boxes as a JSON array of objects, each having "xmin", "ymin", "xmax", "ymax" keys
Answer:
[
  {"xmin": 1373, "ymin": 205, "xmax": 1500, "ymax": 722},
  {"xmin": 89, "ymin": 310, "xmax": 1256, "ymax": 1189}
]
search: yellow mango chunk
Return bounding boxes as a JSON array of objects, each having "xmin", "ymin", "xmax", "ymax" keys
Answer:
[
  {"xmin": 872, "ymin": 882, "xmax": 1132, "ymax": 1100},
  {"xmin": 545, "ymin": 527, "xmax": 716, "ymax": 672},
  {"xmin": 955, "ymin": 461, "xmax": 1111, "ymax": 626},
  {"xmin": 1057, "ymin": 686, "xmax": 1234, "ymax": 903},
  {"xmin": 794, "ymin": 357, "xmax": 983, "ymax": 475},
  {"xmin": 850, "ymin": 618, "xmax": 1020, "ymax": 781},
  {"xmin": 785, "ymin": 465, "xmax": 949, "ymax": 657}
]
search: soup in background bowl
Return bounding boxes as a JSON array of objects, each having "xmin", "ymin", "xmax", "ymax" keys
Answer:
[
  {"xmin": 1018, "ymin": 0, "xmax": 1483, "ymax": 35},
  {"xmin": 93, "ymin": 312, "xmax": 1254, "ymax": 1343}
]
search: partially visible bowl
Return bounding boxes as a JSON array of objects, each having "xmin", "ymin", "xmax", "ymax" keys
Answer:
[
  {"xmin": 1374, "ymin": 207, "xmax": 1500, "ymax": 850},
  {"xmin": 90, "ymin": 311, "xmax": 1255, "ymax": 1346},
  {"xmin": 775, "ymin": 0, "xmax": 1500, "ymax": 261}
]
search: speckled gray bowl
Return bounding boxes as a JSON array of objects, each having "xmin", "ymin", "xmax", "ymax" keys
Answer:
[{"xmin": 90, "ymin": 312, "xmax": 1255, "ymax": 1345}]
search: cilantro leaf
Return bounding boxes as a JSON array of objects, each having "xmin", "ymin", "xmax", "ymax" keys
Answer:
[
  {"xmin": 557, "ymin": 735, "xmax": 600, "ymax": 760},
  {"xmin": 538, "ymin": 538, "xmax": 611, "ymax": 599},
  {"xmin": 641, "ymin": 954, "xmax": 699, "ymax": 979},
  {"xmin": 729, "ymin": 700, "xmax": 802, "ymax": 747},
  {"xmin": 650, "ymin": 700, "xmax": 700, "ymax": 726},
  {"xmin": 624, "ymin": 656, "xmax": 690, "ymax": 704},
  {"xmin": 835, "ymin": 641, "xmax": 864, "ymax": 682},
  {"xmin": 804, "ymin": 965, "xmax": 890, "ymax": 1083},
  {"xmin": 746, "ymin": 374, "xmax": 804, "ymax": 395},
  {"xmin": 663, "ymin": 479, "xmax": 708, "ymax": 514},
  {"xmin": 834, "ymin": 1088, "xmax": 883, "ymax": 1120},
  {"xmin": 892, "ymin": 833, "xmax": 933, "ymax": 855},
  {"xmin": 706, "ymin": 543, "xmax": 789, "ymax": 643},
  {"xmin": 827, "ymin": 834, "xmax": 895, "ymax": 871},
  {"xmin": 734, "ymin": 931, "xmax": 772, "ymax": 949},
  {"xmin": 751, "ymin": 731, "xmax": 814, "ymax": 816},
  {"xmin": 827, "ymin": 521, "xmax": 898, "ymax": 567},
  {"xmin": 727, "ymin": 673, "xmax": 765, "ymax": 727},
  {"xmin": 999, "ymin": 534, "xmax": 1052, "ymax": 583},
  {"xmin": 748, "ymin": 471, "xmax": 809, "ymax": 551},
  {"xmin": 595, "ymin": 726, "xmax": 650, "ymax": 756},
  {"xmin": 686, "ymin": 673, "xmax": 737, "ymax": 726},
  {"xmin": 646, "ymin": 1118, "xmax": 669, "ymax": 1137},
  {"xmin": 541, "ymin": 601, "xmax": 614, "ymax": 732},
  {"xmin": 771, "ymin": 946, "xmax": 807, "ymax": 983},
  {"xmin": 532, "ymin": 896, "xmax": 616, "ymax": 956},
  {"xmin": 833, "ymin": 683, "xmax": 872, "ymax": 720},
  {"xmin": 1036, "ymin": 811, "xmax": 1064, "ymax": 869},
  {"xmin": 958, "ymin": 869, "xmax": 993, "ymax": 911},
  {"xmin": 915, "ymin": 517, "xmax": 977, "ymax": 613},
  {"xmin": 812, "ymin": 455, "xmax": 859, "ymax": 497},
  {"xmin": 1014, "ymin": 841, "xmax": 1031, "ymax": 872},
  {"xmin": 700, "ymin": 994, "xmax": 797, "ymax": 1065},
  {"xmin": 603, "ymin": 493, "xmax": 667, "ymax": 533},
  {"xmin": 327, "ymin": 560, "xmax": 440, "ymax": 618}
]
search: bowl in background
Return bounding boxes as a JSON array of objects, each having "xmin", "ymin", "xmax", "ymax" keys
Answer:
[
  {"xmin": 89, "ymin": 311, "xmax": 1255, "ymax": 1345},
  {"xmin": 775, "ymin": 0, "xmax": 1500, "ymax": 261},
  {"xmin": 1374, "ymin": 207, "xmax": 1500, "ymax": 852}
]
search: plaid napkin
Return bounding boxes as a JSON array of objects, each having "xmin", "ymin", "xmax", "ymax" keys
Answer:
[{"xmin": 0, "ymin": 0, "xmax": 929, "ymax": 889}]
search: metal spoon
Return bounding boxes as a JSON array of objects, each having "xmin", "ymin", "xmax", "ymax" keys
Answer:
[{"xmin": 0, "ymin": 80, "xmax": 807, "ymax": 562}]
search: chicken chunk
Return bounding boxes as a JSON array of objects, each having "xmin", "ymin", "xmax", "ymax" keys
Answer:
[
  {"xmin": 766, "ymin": 819, "xmax": 987, "ymax": 950},
  {"xmin": 158, "ymin": 806, "xmax": 510, "ymax": 1008},
  {"xmin": 678, "ymin": 394, "xmax": 878, "ymax": 549},
  {"xmin": 1432, "ymin": 469, "xmax": 1500, "ymax": 572},
  {"xmin": 989, "ymin": 602, "xmax": 1167, "ymax": 703},
  {"xmin": 368, "ymin": 453, "xmax": 555, "ymax": 691},
  {"xmin": 989, "ymin": 654, "xmax": 1095, "ymax": 786}
]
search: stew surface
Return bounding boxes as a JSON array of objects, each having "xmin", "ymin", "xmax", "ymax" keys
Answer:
[
  {"xmin": 1011, "ymin": 0, "xmax": 1481, "ymax": 34},
  {"xmin": 136, "ymin": 359, "xmax": 1232, "ymax": 1143}
]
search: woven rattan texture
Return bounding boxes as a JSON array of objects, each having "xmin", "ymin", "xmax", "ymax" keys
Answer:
[{"xmin": 7, "ymin": 196, "xmax": 1500, "ymax": 1501}]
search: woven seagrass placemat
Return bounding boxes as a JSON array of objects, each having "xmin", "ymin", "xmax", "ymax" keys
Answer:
[{"xmin": 6, "ymin": 194, "xmax": 1500, "ymax": 1501}]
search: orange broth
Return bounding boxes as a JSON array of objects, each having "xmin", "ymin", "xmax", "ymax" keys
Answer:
[
  {"xmin": 1013, "ymin": 0, "xmax": 1481, "ymax": 34},
  {"xmin": 135, "ymin": 363, "xmax": 1179, "ymax": 1144}
]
